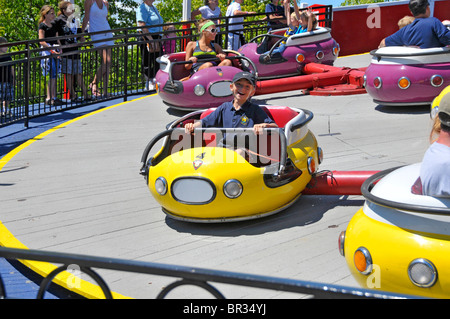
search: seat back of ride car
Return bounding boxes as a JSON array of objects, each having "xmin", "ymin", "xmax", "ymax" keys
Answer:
[
  {"xmin": 285, "ymin": 27, "xmax": 331, "ymax": 47},
  {"xmin": 200, "ymin": 106, "xmax": 298, "ymax": 128},
  {"xmin": 260, "ymin": 106, "xmax": 298, "ymax": 128},
  {"xmin": 166, "ymin": 52, "xmax": 191, "ymax": 80},
  {"xmin": 200, "ymin": 108, "xmax": 218, "ymax": 146}
]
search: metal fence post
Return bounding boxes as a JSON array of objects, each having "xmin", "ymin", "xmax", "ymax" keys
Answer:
[
  {"xmin": 24, "ymin": 42, "xmax": 31, "ymax": 128},
  {"xmin": 124, "ymin": 29, "xmax": 128, "ymax": 102}
]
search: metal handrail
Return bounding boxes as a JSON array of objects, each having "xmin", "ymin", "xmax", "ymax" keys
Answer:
[{"xmin": 0, "ymin": 246, "xmax": 417, "ymax": 299}]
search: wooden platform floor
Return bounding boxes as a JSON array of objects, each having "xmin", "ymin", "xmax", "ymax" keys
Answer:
[{"xmin": 0, "ymin": 54, "xmax": 433, "ymax": 299}]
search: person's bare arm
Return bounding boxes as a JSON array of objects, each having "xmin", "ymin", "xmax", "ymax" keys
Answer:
[{"xmin": 81, "ymin": 0, "xmax": 92, "ymax": 32}]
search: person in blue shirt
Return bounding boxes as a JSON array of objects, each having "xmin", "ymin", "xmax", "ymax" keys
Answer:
[
  {"xmin": 379, "ymin": 0, "xmax": 450, "ymax": 49},
  {"xmin": 265, "ymin": 0, "xmax": 286, "ymax": 32},
  {"xmin": 420, "ymin": 88, "xmax": 450, "ymax": 197},
  {"xmin": 136, "ymin": 0, "xmax": 164, "ymax": 90}
]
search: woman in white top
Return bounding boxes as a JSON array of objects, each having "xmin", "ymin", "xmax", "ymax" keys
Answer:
[
  {"xmin": 82, "ymin": 0, "xmax": 114, "ymax": 98},
  {"xmin": 225, "ymin": 0, "xmax": 255, "ymax": 50},
  {"xmin": 191, "ymin": 0, "xmax": 223, "ymax": 45}
]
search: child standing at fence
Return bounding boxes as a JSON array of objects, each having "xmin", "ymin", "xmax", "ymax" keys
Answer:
[
  {"xmin": 162, "ymin": 23, "xmax": 177, "ymax": 55},
  {"xmin": 0, "ymin": 37, "xmax": 14, "ymax": 117}
]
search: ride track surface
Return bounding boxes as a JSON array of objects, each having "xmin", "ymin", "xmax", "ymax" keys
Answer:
[{"xmin": 0, "ymin": 54, "xmax": 434, "ymax": 299}]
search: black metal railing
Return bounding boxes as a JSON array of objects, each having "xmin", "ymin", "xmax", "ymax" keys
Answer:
[
  {"xmin": 0, "ymin": 7, "xmax": 332, "ymax": 128},
  {"xmin": 0, "ymin": 246, "xmax": 417, "ymax": 299}
]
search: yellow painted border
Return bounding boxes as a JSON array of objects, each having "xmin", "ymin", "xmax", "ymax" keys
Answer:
[{"xmin": 0, "ymin": 94, "xmax": 155, "ymax": 299}]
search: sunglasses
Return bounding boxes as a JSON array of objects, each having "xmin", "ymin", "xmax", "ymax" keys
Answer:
[{"xmin": 206, "ymin": 28, "xmax": 217, "ymax": 33}]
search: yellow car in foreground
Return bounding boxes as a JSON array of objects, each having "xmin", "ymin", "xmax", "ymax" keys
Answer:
[
  {"xmin": 140, "ymin": 106, "xmax": 321, "ymax": 222},
  {"xmin": 339, "ymin": 164, "xmax": 450, "ymax": 298}
]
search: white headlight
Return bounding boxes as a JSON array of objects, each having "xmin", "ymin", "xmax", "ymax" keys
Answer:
[
  {"xmin": 194, "ymin": 84, "xmax": 206, "ymax": 96},
  {"xmin": 155, "ymin": 177, "xmax": 168, "ymax": 195},
  {"xmin": 408, "ymin": 258, "xmax": 437, "ymax": 288},
  {"xmin": 223, "ymin": 179, "xmax": 243, "ymax": 199}
]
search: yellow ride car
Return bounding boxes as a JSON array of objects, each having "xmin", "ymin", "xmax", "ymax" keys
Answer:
[
  {"xmin": 339, "ymin": 164, "xmax": 450, "ymax": 298},
  {"xmin": 140, "ymin": 106, "xmax": 322, "ymax": 222}
]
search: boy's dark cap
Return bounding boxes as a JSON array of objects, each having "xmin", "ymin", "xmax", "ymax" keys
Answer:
[{"xmin": 232, "ymin": 71, "xmax": 256, "ymax": 87}]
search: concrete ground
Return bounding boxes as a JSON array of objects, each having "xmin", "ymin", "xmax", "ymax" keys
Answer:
[{"xmin": 0, "ymin": 53, "xmax": 433, "ymax": 299}]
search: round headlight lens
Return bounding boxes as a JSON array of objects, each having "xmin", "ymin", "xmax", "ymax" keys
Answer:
[
  {"xmin": 338, "ymin": 231, "xmax": 345, "ymax": 257},
  {"xmin": 317, "ymin": 147, "xmax": 323, "ymax": 165},
  {"xmin": 354, "ymin": 247, "xmax": 372, "ymax": 275},
  {"xmin": 155, "ymin": 177, "xmax": 168, "ymax": 195},
  {"xmin": 223, "ymin": 179, "xmax": 243, "ymax": 199},
  {"xmin": 398, "ymin": 77, "xmax": 411, "ymax": 89},
  {"xmin": 296, "ymin": 53, "xmax": 305, "ymax": 63},
  {"xmin": 374, "ymin": 77, "xmax": 382, "ymax": 89},
  {"xmin": 316, "ymin": 50, "xmax": 324, "ymax": 60},
  {"xmin": 431, "ymin": 75, "xmax": 444, "ymax": 87},
  {"xmin": 194, "ymin": 84, "xmax": 206, "ymax": 96},
  {"xmin": 307, "ymin": 156, "xmax": 316, "ymax": 175},
  {"xmin": 408, "ymin": 258, "xmax": 437, "ymax": 288}
]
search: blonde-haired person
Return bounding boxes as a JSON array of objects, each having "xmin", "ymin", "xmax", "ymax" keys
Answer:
[
  {"xmin": 81, "ymin": 0, "xmax": 114, "ymax": 98},
  {"xmin": 398, "ymin": 15, "xmax": 415, "ymax": 29},
  {"xmin": 263, "ymin": 0, "xmax": 316, "ymax": 60},
  {"xmin": 38, "ymin": 5, "xmax": 62, "ymax": 106},
  {"xmin": 185, "ymin": 19, "xmax": 232, "ymax": 75}
]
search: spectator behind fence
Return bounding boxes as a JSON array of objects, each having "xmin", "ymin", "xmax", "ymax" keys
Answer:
[
  {"xmin": 225, "ymin": 0, "xmax": 256, "ymax": 51},
  {"xmin": 82, "ymin": 0, "xmax": 114, "ymax": 98},
  {"xmin": 379, "ymin": 0, "xmax": 450, "ymax": 49},
  {"xmin": 0, "ymin": 37, "xmax": 14, "ymax": 117},
  {"xmin": 191, "ymin": 0, "xmax": 222, "ymax": 45},
  {"xmin": 54, "ymin": 1, "xmax": 89, "ymax": 102},
  {"xmin": 265, "ymin": 0, "xmax": 286, "ymax": 32},
  {"xmin": 38, "ymin": 5, "xmax": 62, "ymax": 107},
  {"xmin": 136, "ymin": 0, "xmax": 164, "ymax": 91},
  {"xmin": 162, "ymin": 23, "xmax": 177, "ymax": 55}
]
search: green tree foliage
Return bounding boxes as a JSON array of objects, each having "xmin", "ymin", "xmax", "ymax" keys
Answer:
[
  {"xmin": 0, "ymin": 0, "xmax": 140, "ymax": 42},
  {"xmin": 0, "ymin": 0, "xmax": 49, "ymax": 42},
  {"xmin": 159, "ymin": 0, "xmax": 267, "ymax": 25},
  {"xmin": 0, "ymin": 0, "xmax": 268, "ymax": 42}
]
